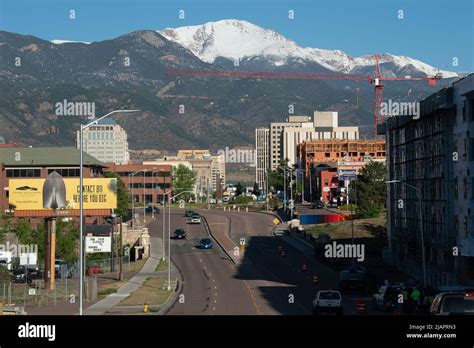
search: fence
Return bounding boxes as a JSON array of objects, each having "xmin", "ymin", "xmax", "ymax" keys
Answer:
[{"xmin": 85, "ymin": 255, "xmax": 131, "ymax": 275}]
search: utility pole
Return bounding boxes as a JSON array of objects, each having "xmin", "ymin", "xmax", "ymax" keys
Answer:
[{"xmin": 118, "ymin": 216, "xmax": 123, "ymax": 281}]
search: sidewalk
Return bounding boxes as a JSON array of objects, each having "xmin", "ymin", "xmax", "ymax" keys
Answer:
[{"xmin": 83, "ymin": 236, "xmax": 163, "ymax": 315}]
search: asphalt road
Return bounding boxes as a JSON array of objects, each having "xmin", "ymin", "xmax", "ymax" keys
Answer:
[
  {"xmin": 148, "ymin": 211, "xmax": 259, "ymax": 315},
  {"xmin": 147, "ymin": 209, "xmax": 386, "ymax": 315}
]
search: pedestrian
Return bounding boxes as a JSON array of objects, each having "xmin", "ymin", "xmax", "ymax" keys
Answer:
[{"xmin": 410, "ymin": 286, "xmax": 421, "ymax": 313}]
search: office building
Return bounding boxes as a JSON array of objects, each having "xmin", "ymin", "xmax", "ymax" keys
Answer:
[
  {"xmin": 255, "ymin": 128, "xmax": 269, "ymax": 192},
  {"xmin": 76, "ymin": 118, "xmax": 130, "ymax": 165}
]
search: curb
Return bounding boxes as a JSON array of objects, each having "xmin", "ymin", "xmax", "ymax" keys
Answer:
[
  {"xmin": 202, "ymin": 215, "xmax": 236, "ymax": 265},
  {"xmin": 158, "ymin": 258, "xmax": 184, "ymax": 315}
]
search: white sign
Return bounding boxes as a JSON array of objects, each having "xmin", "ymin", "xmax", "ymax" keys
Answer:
[
  {"xmin": 323, "ymin": 187, "xmax": 330, "ymax": 192},
  {"xmin": 240, "ymin": 238, "xmax": 246, "ymax": 246},
  {"xmin": 29, "ymin": 288, "xmax": 36, "ymax": 296},
  {"xmin": 85, "ymin": 236, "xmax": 111, "ymax": 253},
  {"xmin": 179, "ymin": 199, "xmax": 185, "ymax": 208}
]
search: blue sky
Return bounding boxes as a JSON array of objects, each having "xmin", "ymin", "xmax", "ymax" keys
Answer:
[{"xmin": 0, "ymin": 0, "xmax": 472, "ymax": 71}]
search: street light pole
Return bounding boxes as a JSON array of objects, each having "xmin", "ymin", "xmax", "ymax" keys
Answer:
[
  {"xmin": 79, "ymin": 109, "xmax": 139, "ymax": 316},
  {"xmin": 386, "ymin": 180, "xmax": 426, "ymax": 287},
  {"xmin": 143, "ymin": 169, "xmax": 147, "ymax": 224}
]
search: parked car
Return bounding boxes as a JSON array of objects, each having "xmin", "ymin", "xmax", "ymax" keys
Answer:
[
  {"xmin": 373, "ymin": 285, "xmax": 402, "ymax": 312},
  {"xmin": 145, "ymin": 206, "xmax": 160, "ymax": 214},
  {"xmin": 190, "ymin": 214, "xmax": 201, "ymax": 224},
  {"xmin": 199, "ymin": 238, "xmax": 213, "ymax": 249},
  {"xmin": 174, "ymin": 228, "xmax": 186, "ymax": 239},
  {"xmin": 430, "ymin": 290, "xmax": 474, "ymax": 315},
  {"xmin": 185, "ymin": 210, "xmax": 194, "ymax": 217},
  {"xmin": 312, "ymin": 290, "xmax": 343, "ymax": 315},
  {"xmin": 12, "ymin": 267, "xmax": 33, "ymax": 284}
]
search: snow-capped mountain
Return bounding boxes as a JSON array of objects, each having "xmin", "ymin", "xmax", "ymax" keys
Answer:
[
  {"xmin": 51, "ymin": 39, "xmax": 91, "ymax": 44},
  {"xmin": 160, "ymin": 19, "xmax": 458, "ymax": 78}
]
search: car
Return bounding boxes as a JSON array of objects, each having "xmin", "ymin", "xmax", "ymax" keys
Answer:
[
  {"xmin": 190, "ymin": 214, "xmax": 201, "ymax": 224},
  {"xmin": 372, "ymin": 285, "xmax": 402, "ymax": 312},
  {"xmin": 312, "ymin": 290, "xmax": 343, "ymax": 315},
  {"xmin": 430, "ymin": 291, "xmax": 474, "ymax": 315},
  {"xmin": 12, "ymin": 267, "xmax": 33, "ymax": 284},
  {"xmin": 338, "ymin": 265, "xmax": 376, "ymax": 294},
  {"xmin": 145, "ymin": 206, "xmax": 160, "ymax": 214},
  {"xmin": 174, "ymin": 228, "xmax": 186, "ymax": 239},
  {"xmin": 312, "ymin": 201, "xmax": 324, "ymax": 209},
  {"xmin": 185, "ymin": 210, "xmax": 194, "ymax": 217},
  {"xmin": 199, "ymin": 238, "xmax": 213, "ymax": 249},
  {"xmin": 222, "ymin": 196, "xmax": 230, "ymax": 202}
]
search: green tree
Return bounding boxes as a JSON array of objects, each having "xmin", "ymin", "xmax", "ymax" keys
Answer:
[
  {"xmin": 268, "ymin": 159, "xmax": 290, "ymax": 192},
  {"xmin": 350, "ymin": 161, "xmax": 386, "ymax": 218},
  {"xmin": 235, "ymin": 183, "xmax": 243, "ymax": 196},
  {"xmin": 172, "ymin": 164, "xmax": 196, "ymax": 200},
  {"xmin": 104, "ymin": 172, "xmax": 129, "ymax": 218},
  {"xmin": 55, "ymin": 220, "xmax": 79, "ymax": 264},
  {"xmin": 15, "ymin": 219, "xmax": 34, "ymax": 244}
]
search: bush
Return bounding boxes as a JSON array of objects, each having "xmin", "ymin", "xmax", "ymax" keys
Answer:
[{"xmin": 0, "ymin": 266, "xmax": 10, "ymax": 283}]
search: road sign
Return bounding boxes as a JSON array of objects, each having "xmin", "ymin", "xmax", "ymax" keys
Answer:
[
  {"xmin": 85, "ymin": 236, "xmax": 111, "ymax": 253},
  {"xmin": 240, "ymin": 238, "xmax": 246, "ymax": 246},
  {"xmin": 273, "ymin": 217, "xmax": 280, "ymax": 226},
  {"xmin": 340, "ymin": 174, "xmax": 357, "ymax": 181}
]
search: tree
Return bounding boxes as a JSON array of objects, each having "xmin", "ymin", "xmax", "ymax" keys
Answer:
[
  {"xmin": 252, "ymin": 182, "xmax": 261, "ymax": 196},
  {"xmin": 104, "ymin": 172, "xmax": 129, "ymax": 218},
  {"xmin": 235, "ymin": 183, "xmax": 243, "ymax": 196},
  {"xmin": 268, "ymin": 159, "xmax": 290, "ymax": 193},
  {"xmin": 55, "ymin": 220, "xmax": 79, "ymax": 264},
  {"xmin": 172, "ymin": 164, "xmax": 196, "ymax": 201},
  {"xmin": 15, "ymin": 219, "xmax": 35, "ymax": 244},
  {"xmin": 350, "ymin": 161, "xmax": 386, "ymax": 218}
]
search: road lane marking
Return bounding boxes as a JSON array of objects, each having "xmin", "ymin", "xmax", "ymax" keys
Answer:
[{"xmin": 243, "ymin": 280, "xmax": 263, "ymax": 315}]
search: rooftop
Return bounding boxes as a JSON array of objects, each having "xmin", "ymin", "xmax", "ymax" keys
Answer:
[{"xmin": 0, "ymin": 147, "xmax": 106, "ymax": 167}]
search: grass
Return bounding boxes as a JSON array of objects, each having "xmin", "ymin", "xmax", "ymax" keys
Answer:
[
  {"xmin": 98, "ymin": 288, "xmax": 117, "ymax": 296},
  {"xmin": 155, "ymin": 260, "xmax": 168, "ymax": 272},
  {"xmin": 127, "ymin": 258, "xmax": 148, "ymax": 273},
  {"xmin": 119, "ymin": 277, "xmax": 172, "ymax": 306},
  {"xmin": 305, "ymin": 215, "xmax": 387, "ymax": 240}
]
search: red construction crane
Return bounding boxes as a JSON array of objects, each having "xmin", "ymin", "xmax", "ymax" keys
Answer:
[{"xmin": 167, "ymin": 54, "xmax": 443, "ymax": 138}]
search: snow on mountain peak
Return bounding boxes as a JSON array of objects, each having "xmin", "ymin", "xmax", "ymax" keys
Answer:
[{"xmin": 159, "ymin": 19, "xmax": 458, "ymax": 78}]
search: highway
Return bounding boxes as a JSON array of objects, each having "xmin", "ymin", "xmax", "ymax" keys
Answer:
[{"xmin": 148, "ymin": 208, "xmax": 384, "ymax": 315}]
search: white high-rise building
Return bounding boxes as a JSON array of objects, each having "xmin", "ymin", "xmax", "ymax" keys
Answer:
[
  {"xmin": 282, "ymin": 112, "xmax": 359, "ymax": 167},
  {"xmin": 255, "ymin": 128, "xmax": 269, "ymax": 191},
  {"xmin": 76, "ymin": 118, "xmax": 130, "ymax": 164},
  {"xmin": 270, "ymin": 115, "xmax": 310, "ymax": 170}
]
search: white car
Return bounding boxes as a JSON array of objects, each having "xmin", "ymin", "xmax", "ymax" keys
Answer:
[
  {"xmin": 312, "ymin": 290, "xmax": 343, "ymax": 315},
  {"xmin": 190, "ymin": 215, "xmax": 201, "ymax": 224}
]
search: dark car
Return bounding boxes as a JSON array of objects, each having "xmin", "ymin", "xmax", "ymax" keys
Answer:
[
  {"xmin": 12, "ymin": 267, "xmax": 32, "ymax": 284},
  {"xmin": 312, "ymin": 201, "xmax": 324, "ymax": 209},
  {"xmin": 430, "ymin": 291, "xmax": 474, "ymax": 315},
  {"xmin": 174, "ymin": 228, "xmax": 186, "ymax": 239},
  {"xmin": 145, "ymin": 206, "xmax": 160, "ymax": 214},
  {"xmin": 199, "ymin": 238, "xmax": 213, "ymax": 249},
  {"xmin": 185, "ymin": 210, "xmax": 194, "ymax": 217},
  {"xmin": 338, "ymin": 265, "xmax": 376, "ymax": 294}
]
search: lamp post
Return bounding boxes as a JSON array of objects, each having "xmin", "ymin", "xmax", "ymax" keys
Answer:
[
  {"xmin": 164, "ymin": 190, "xmax": 194, "ymax": 290},
  {"xmin": 79, "ymin": 109, "xmax": 139, "ymax": 316},
  {"xmin": 143, "ymin": 169, "xmax": 147, "ymax": 223},
  {"xmin": 386, "ymin": 180, "xmax": 426, "ymax": 287},
  {"xmin": 129, "ymin": 170, "xmax": 142, "ymax": 230}
]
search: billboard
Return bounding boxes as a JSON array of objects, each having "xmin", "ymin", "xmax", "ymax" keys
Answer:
[{"xmin": 9, "ymin": 178, "xmax": 117, "ymax": 211}]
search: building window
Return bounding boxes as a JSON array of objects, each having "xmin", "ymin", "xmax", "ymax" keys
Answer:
[
  {"xmin": 6, "ymin": 169, "xmax": 41, "ymax": 177},
  {"xmin": 464, "ymin": 216, "xmax": 468, "ymax": 238},
  {"xmin": 462, "ymin": 99, "xmax": 466, "ymax": 122},
  {"xmin": 48, "ymin": 168, "xmax": 80, "ymax": 177},
  {"xmin": 464, "ymin": 177, "xmax": 468, "ymax": 199},
  {"xmin": 454, "ymin": 177, "xmax": 458, "ymax": 199}
]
